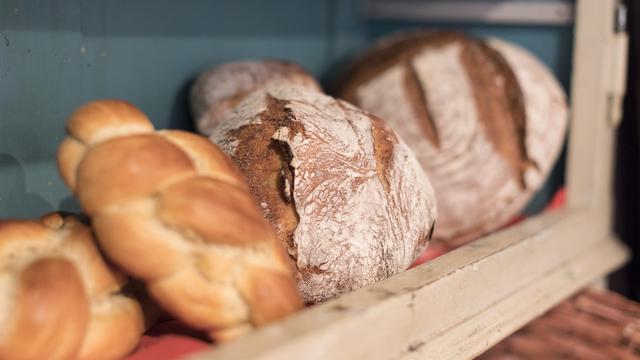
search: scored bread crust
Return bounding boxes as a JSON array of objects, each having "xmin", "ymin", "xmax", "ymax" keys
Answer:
[
  {"xmin": 57, "ymin": 99, "xmax": 303, "ymax": 341},
  {"xmin": 336, "ymin": 31, "xmax": 568, "ymax": 247},
  {"xmin": 0, "ymin": 212, "xmax": 147, "ymax": 360},
  {"xmin": 211, "ymin": 86, "xmax": 437, "ymax": 303},
  {"xmin": 191, "ymin": 59, "xmax": 322, "ymax": 136}
]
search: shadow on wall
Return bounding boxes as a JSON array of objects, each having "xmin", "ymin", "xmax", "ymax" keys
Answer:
[
  {"xmin": 0, "ymin": 153, "xmax": 53, "ymax": 218},
  {"xmin": 58, "ymin": 195, "xmax": 81, "ymax": 214},
  {"xmin": 169, "ymin": 77, "xmax": 197, "ymax": 132}
]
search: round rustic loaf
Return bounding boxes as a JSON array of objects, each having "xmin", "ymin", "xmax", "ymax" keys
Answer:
[
  {"xmin": 336, "ymin": 31, "xmax": 568, "ymax": 247},
  {"xmin": 209, "ymin": 85, "xmax": 437, "ymax": 303},
  {"xmin": 0, "ymin": 212, "xmax": 148, "ymax": 360},
  {"xmin": 57, "ymin": 100, "xmax": 303, "ymax": 341},
  {"xmin": 191, "ymin": 59, "xmax": 321, "ymax": 136}
]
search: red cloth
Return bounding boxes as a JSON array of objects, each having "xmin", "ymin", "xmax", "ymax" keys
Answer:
[
  {"xmin": 128, "ymin": 188, "xmax": 567, "ymax": 359},
  {"xmin": 411, "ymin": 188, "xmax": 566, "ymax": 266},
  {"xmin": 125, "ymin": 321, "xmax": 210, "ymax": 360}
]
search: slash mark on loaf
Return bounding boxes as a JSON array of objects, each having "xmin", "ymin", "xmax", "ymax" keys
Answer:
[
  {"xmin": 460, "ymin": 39, "xmax": 535, "ymax": 189},
  {"xmin": 370, "ymin": 115, "xmax": 398, "ymax": 194},
  {"xmin": 403, "ymin": 62, "xmax": 440, "ymax": 148}
]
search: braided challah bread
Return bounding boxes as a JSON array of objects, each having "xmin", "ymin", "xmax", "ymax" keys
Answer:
[
  {"xmin": 0, "ymin": 212, "xmax": 148, "ymax": 360},
  {"xmin": 336, "ymin": 31, "xmax": 568, "ymax": 247},
  {"xmin": 191, "ymin": 59, "xmax": 321, "ymax": 136},
  {"xmin": 57, "ymin": 100, "xmax": 303, "ymax": 341}
]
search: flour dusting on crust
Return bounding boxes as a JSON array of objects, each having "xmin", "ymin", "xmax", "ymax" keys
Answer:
[
  {"xmin": 191, "ymin": 60, "xmax": 321, "ymax": 135},
  {"xmin": 211, "ymin": 86, "xmax": 437, "ymax": 302},
  {"xmin": 349, "ymin": 34, "xmax": 568, "ymax": 246}
]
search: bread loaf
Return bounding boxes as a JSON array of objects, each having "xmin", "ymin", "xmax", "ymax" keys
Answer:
[
  {"xmin": 191, "ymin": 60, "xmax": 321, "ymax": 136},
  {"xmin": 57, "ymin": 100, "xmax": 303, "ymax": 341},
  {"xmin": 0, "ymin": 212, "xmax": 147, "ymax": 360},
  {"xmin": 336, "ymin": 31, "xmax": 568, "ymax": 247},
  {"xmin": 208, "ymin": 84, "xmax": 437, "ymax": 303}
]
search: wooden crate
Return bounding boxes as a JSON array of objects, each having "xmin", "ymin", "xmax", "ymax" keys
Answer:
[{"xmin": 193, "ymin": 1, "xmax": 631, "ymax": 359}]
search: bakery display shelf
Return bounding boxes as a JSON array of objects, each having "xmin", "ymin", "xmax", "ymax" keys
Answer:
[
  {"xmin": 190, "ymin": 0, "xmax": 630, "ymax": 359},
  {"xmin": 0, "ymin": 0, "xmax": 629, "ymax": 358},
  {"xmin": 194, "ymin": 212, "xmax": 626, "ymax": 360},
  {"xmin": 362, "ymin": 0, "xmax": 575, "ymax": 25}
]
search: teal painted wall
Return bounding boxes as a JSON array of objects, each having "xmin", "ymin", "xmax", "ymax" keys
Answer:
[{"xmin": 0, "ymin": 0, "xmax": 573, "ymax": 218}]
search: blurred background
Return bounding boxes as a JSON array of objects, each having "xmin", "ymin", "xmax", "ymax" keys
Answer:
[
  {"xmin": 0, "ymin": 0, "xmax": 636, "ymax": 300},
  {"xmin": 2, "ymin": 1, "xmax": 640, "ymax": 358},
  {"xmin": 0, "ymin": 0, "xmax": 572, "ymax": 217},
  {"xmin": 613, "ymin": 0, "xmax": 639, "ymax": 303}
]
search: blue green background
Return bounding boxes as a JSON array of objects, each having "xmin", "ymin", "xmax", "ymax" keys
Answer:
[{"xmin": 0, "ymin": 0, "xmax": 573, "ymax": 218}]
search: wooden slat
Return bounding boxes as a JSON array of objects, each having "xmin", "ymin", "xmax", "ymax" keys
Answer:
[
  {"xmin": 565, "ymin": 0, "xmax": 627, "ymax": 310},
  {"xmin": 188, "ymin": 1, "xmax": 629, "ymax": 359},
  {"xmin": 362, "ymin": 0, "xmax": 575, "ymax": 25},
  {"xmin": 394, "ymin": 237, "xmax": 627, "ymax": 360},
  {"xmin": 191, "ymin": 210, "xmax": 628, "ymax": 360},
  {"xmin": 567, "ymin": 0, "xmax": 621, "ymax": 213}
]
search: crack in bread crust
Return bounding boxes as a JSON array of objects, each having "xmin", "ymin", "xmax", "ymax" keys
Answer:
[
  {"xmin": 211, "ymin": 86, "xmax": 437, "ymax": 303},
  {"xmin": 226, "ymin": 95, "xmax": 302, "ymax": 263}
]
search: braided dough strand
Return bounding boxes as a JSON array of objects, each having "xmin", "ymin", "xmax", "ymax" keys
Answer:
[
  {"xmin": 0, "ymin": 212, "xmax": 147, "ymax": 360},
  {"xmin": 57, "ymin": 100, "xmax": 303, "ymax": 341}
]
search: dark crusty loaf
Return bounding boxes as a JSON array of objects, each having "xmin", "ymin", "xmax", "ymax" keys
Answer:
[
  {"xmin": 0, "ymin": 212, "xmax": 149, "ymax": 360},
  {"xmin": 191, "ymin": 59, "xmax": 321, "ymax": 136},
  {"xmin": 209, "ymin": 85, "xmax": 437, "ymax": 303},
  {"xmin": 57, "ymin": 100, "xmax": 304, "ymax": 341},
  {"xmin": 336, "ymin": 31, "xmax": 568, "ymax": 247}
]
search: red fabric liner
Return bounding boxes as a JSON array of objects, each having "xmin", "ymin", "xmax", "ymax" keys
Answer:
[
  {"xmin": 126, "ymin": 320, "xmax": 210, "ymax": 360},
  {"xmin": 128, "ymin": 188, "xmax": 567, "ymax": 360},
  {"xmin": 411, "ymin": 187, "xmax": 566, "ymax": 267}
]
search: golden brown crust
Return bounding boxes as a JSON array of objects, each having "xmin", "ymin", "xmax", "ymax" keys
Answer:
[
  {"xmin": 78, "ymin": 297, "xmax": 145, "ymax": 360},
  {"xmin": 92, "ymin": 207, "xmax": 191, "ymax": 280},
  {"xmin": 58, "ymin": 99, "xmax": 303, "ymax": 341},
  {"xmin": 159, "ymin": 130, "xmax": 248, "ymax": 189},
  {"xmin": 157, "ymin": 177, "xmax": 272, "ymax": 246},
  {"xmin": 66, "ymin": 100, "xmax": 154, "ymax": 145},
  {"xmin": 77, "ymin": 134, "xmax": 196, "ymax": 215},
  {"xmin": 1, "ymin": 259, "xmax": 89, "ymax": 360},
  {"xmin": 57, "ymin": 138, "xmax": 86, "ymax": 190},
  {"xmin": 239, "ymin": 265, "xmax": 305, "ymax": 325},
  {"xmin": 0, "ymin": 213, "xmax": 148, "ymax": 360}
]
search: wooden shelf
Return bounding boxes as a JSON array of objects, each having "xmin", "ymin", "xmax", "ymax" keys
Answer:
[
  {"xmin": 193, "ymin": 210, "xmax": 628, "ymax": 360},
  {"xmin": 191, "ymin": 0, "xmax": 629, "ymax": 359},
  {"xmin": 362, "ymin": 0, "xmax": 575, "ymax": 25}
]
